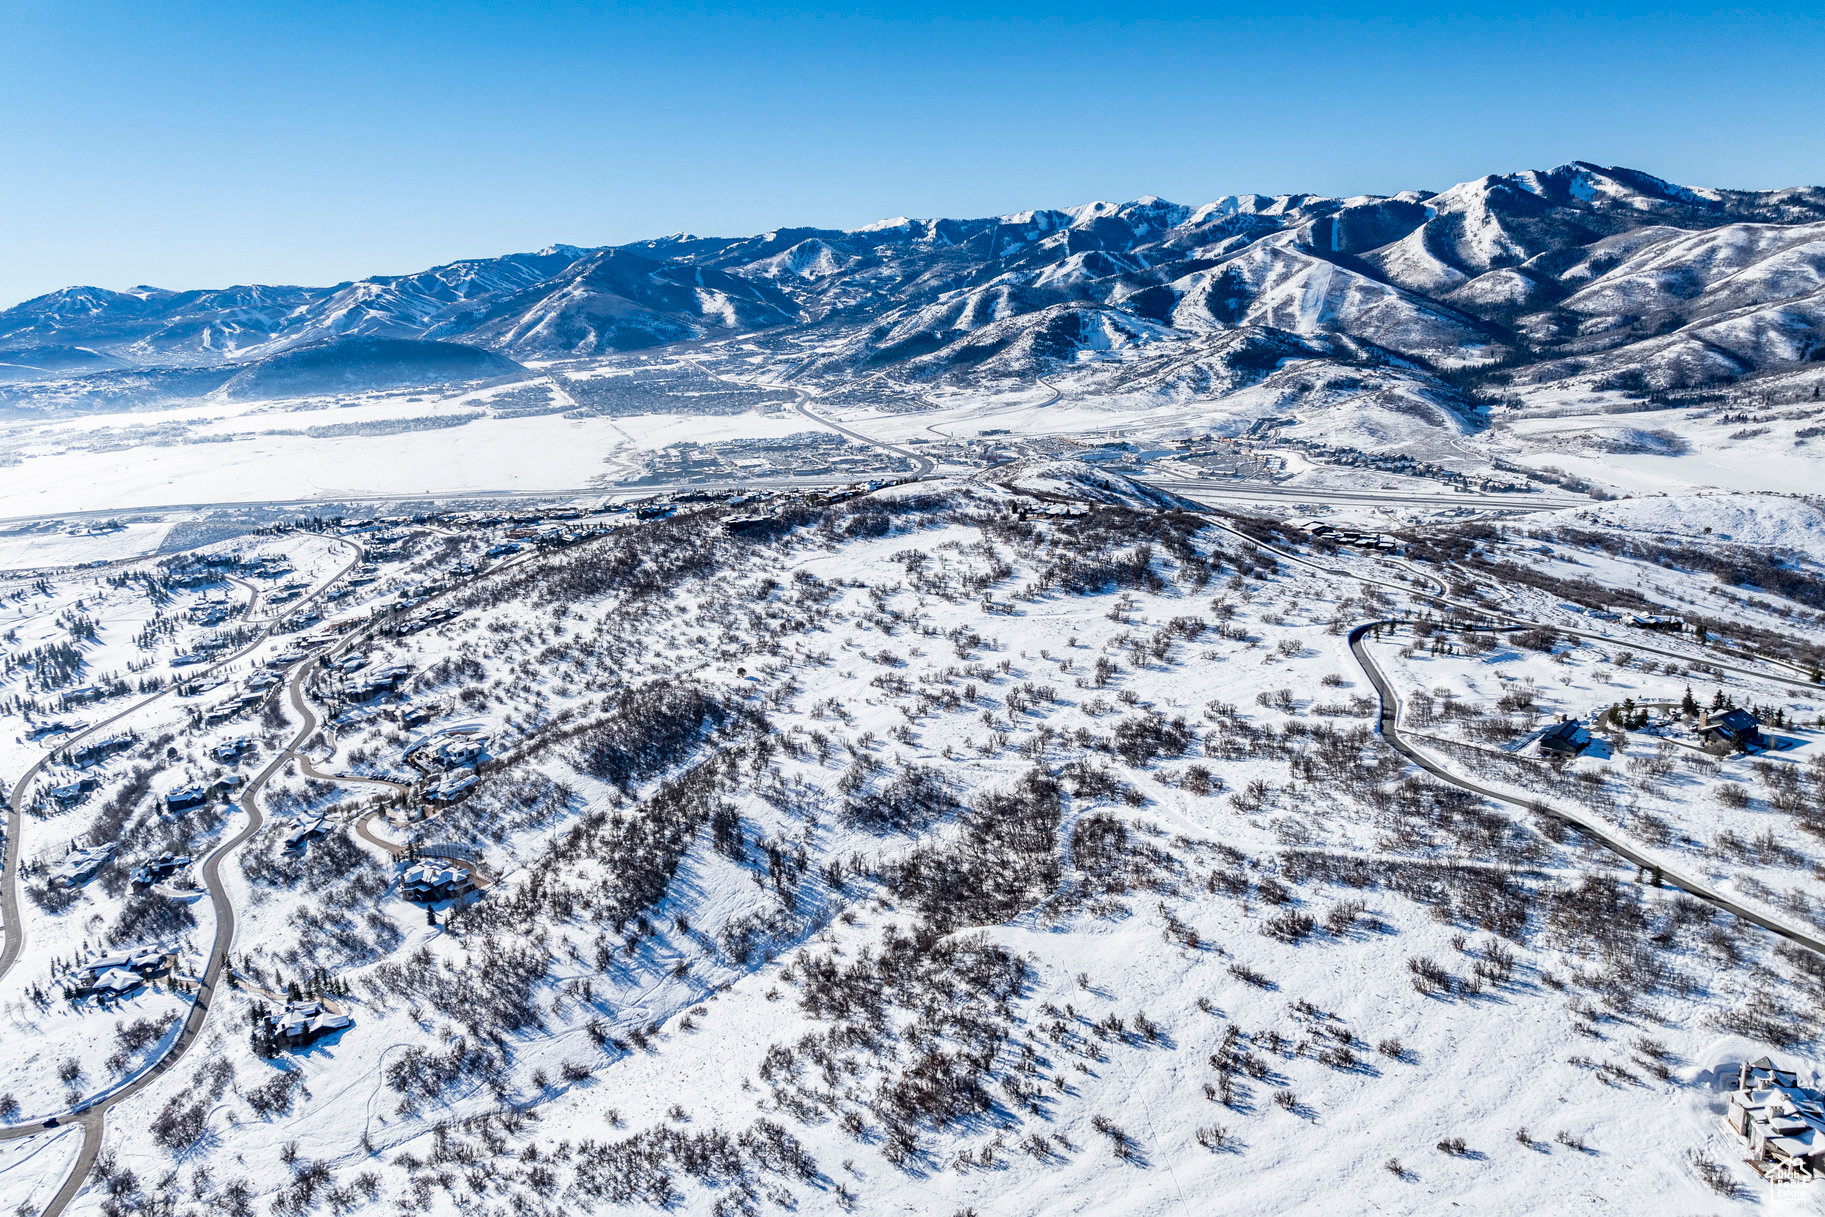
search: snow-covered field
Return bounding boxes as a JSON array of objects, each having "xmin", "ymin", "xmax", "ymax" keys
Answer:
[{"xmin": 0, "ymin": 463, "xmax": 1821, "ymax": 1216}]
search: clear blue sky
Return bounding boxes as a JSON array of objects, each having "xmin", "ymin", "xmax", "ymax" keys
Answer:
[{"xmin": 3, "ymin": 0, "xmax": 1821, "ymax": 308}]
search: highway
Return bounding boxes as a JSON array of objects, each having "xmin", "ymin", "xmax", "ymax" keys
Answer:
[
  {"xmin": 791, "ymin": 392, "xmax": 934, "ymax": 479},
  {"xmin": 1144, "ymin": 477, "xmax": 1589, "ymax": 514},
  {"xmin": 922, "ymin": 376, "xmax": 1062, "ymax": 441},
  {"xmin": 681, "ymin": 356, "xmax": 936, "ymax": 480}
]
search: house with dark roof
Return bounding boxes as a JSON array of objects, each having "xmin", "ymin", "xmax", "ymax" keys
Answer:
[
  {"xmin": 1538, "ymin": 719, "xmax": 1591, "ymax": 756},
  {"xmin": 1699, "ymin": 707, "xmax": 1763, "ymax": 750},
  {"xmin": 130, "ymin": 853, "xmax": 191, "ymax": 887},
  {"xmin": 164, "ymin": 785, "xmax": 209, "ymax": 813},
  {"xmin": 46, "ymin": 777, "xmax": 100, "ymax": 808}
]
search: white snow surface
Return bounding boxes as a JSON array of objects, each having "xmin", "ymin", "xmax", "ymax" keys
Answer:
[{"xmin": 1538, "ymin": 492, "xmax": 1825, "ymax": 556}]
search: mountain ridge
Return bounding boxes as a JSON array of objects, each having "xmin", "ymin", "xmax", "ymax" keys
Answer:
[{"xmin": 5, "ymin": 162, "xmax": 1824, "ymax": 402}]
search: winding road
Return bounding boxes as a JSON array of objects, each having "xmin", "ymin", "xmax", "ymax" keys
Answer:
[
  {"xmin": 0, "ymin": 404, "xmax": 1819, "ymax": 1212},
  {"xmin": 289, "ymin": 751, "xmax": 412, "ymax": 859},
  {"xmin": 1184, "ymin": 508, "xmax": 1825, "ymax": 952},
  {"xmin": 3, "ymin": 556, "xmax": 356, "ymax": 986},
  {"xmin": 0, "ymin": 538, "xmax": 363, "ymax": 1215},
  {"xmin": 1349, "ymin": 622, "xmax": 1825, "ymax": 956}
]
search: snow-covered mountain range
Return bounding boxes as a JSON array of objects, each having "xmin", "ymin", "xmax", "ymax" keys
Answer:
[{"xmin": 5, "ymin": 163, "xmax": 1824, "ymax": 400}]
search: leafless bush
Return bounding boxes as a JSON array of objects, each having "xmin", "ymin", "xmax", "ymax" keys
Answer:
[
  {"xmin": 150, "ymin": 1094, "xmax": 209, "ymax": 1152},
  {"xmin": 1262, "ymin": 910, "xmax": 1315, "ymax": 943},
  {"xmin": 1195, "ymin": 1124, "xmax": 1230, "ymax": 1150},
  {"xmin": 1687, "ymin": 1148, "xmax": 1742, "ymax": 1197},
  {"xmin": 1228, "ymin": 962, "xmax": 1272, "ymax": 989},
  {"xmin": 1324, "ymin": 900, "xmax": 1365, "ymax": 935}
]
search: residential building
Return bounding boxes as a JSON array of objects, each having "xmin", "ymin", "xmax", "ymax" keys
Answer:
[{"xmin": 1727, "ymin": 1057, "xmax": 1825, "ymax": 1181}]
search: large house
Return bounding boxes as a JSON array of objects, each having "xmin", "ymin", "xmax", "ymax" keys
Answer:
[
  {"xmin": 1727, "ymin": 1057, "xmax": 1825, "ymax": 1182},
  {"xmin": 68, "ymin": 735, "xmax": 133, "ymax": 768},
  {"xmin": 425, "ymin": 768, "xmax": 478, "ymax": 803},
  {"xmin": 52, "ymin": 844, "xmax": 114, "ymax": 886},
  {"xmin": 68, "ymin": 944, "xmax": 171, "ymax": 998},
  {"xmin": 164, "ymin": 785, "xmax": 209, "ymax": 813},
  {"xmin": 46, "ymin": 777, "xmax": 100, "ymax": 808},
  {"xmin": 130, "ymin": 853, "xmax": 191, "ymax": 887},
  {"xmin": 401, "ymin": 860, "xmax": 474, "ymax": 903},
  {"xmin": 283, "ymin": 814, "xmax": 329, "ymax": 852},
  {"xmin": 1699, "ymin": 707, "xmax": 1764, "ymax": 751},
  {"xmin": 267, "ymin": 999, "xmax": 352, "ymax": 1048},
  {"xmin": 1538, "ymin": 719, "xmax": 1591, "ymax": 757}
]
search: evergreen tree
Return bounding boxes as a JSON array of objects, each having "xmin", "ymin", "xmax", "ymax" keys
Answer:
[{"xmin": 1681, "ymin": 686, "xmax": 1698, "ymax": 717}]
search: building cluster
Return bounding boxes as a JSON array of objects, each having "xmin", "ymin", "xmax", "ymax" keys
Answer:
[
  {"xmin": 1726, "ymin": 1057, "xmax": 1825, "ymax": 1182},
  {"xmin": 403, "ymin": 728, "xmax": 488, "ymax": 805},
  {"xmin": 1281, "ymin": 437, "xmax": 1529, "ymax": 492},
  {"xmin": 1294, "ymin": 520, "xmax": 1403, "ymax": 552},
  {"xmin": 636, "ymin": 432, "xmax": 915, "ymax": 484}
]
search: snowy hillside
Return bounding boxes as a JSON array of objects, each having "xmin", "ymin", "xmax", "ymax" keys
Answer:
[{"xmin": 2, "ymin": 476, "xmax": 1824, "ymax": 1216}]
